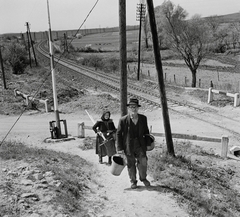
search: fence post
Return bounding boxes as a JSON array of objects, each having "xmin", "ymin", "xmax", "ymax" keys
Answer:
[
  {"xmin": 78, "ymin": 122, "xmax": 85, "ymax": 138},
  {"xmin": 221, "ymin": 135, "xmax": 229, "ymax": 159},
  {"xmin": 26, "ymin": 95, "xmax": 31, "ymax": 107},
  {"xmin": 62, "ymin": 120, "xmax": 68, "ymax": 138},
  {"xmin": 44, "ymin": 99, "xmax": 51, "ymax": 112},
  {"xmin": 234, "ymin": 93, "xmax": 239, "ymax": 107},
  {"xmin": 208, "ymin": 88, "xmax": 213, "ymax": 104},
  {"xmin": 14, "ymin": 89, "xmax": 19, "ymax": 97}
]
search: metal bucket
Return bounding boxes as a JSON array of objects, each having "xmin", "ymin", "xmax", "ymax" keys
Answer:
[{"xmin": 110, "ymin": 155, "xmax": 126, "ymax": 176}]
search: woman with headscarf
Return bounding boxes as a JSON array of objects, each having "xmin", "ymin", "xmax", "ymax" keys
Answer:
[{"xmin": 92, "ymin": 110, "xmax": 117, "ymax": 164}]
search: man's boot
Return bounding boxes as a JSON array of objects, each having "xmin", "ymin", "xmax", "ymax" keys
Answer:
[
  {"xmin": 99, "ymin": 156, "xmax": 103, "ymax": 164},
  {"xmin": 108, "ymin": 156, "xmax": 112, "ymax": 165}
]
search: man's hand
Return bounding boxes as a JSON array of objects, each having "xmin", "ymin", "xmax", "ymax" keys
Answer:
[{"xmin": 117, "ymin": 150, "xmax": 124, "ymax": 155}]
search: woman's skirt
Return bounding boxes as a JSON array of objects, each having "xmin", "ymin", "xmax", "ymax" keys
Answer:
[{"xmin": 96, "ymin": 136, "xmax": 116, "ymax": 157}]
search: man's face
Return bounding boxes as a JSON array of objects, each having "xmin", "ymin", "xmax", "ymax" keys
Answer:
[{"xmin": 128, "ymin": 104, "xmax": 139, "ymax": 115}]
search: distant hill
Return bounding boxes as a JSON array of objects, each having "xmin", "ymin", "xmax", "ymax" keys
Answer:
[{"xmin": 204, "ymin": 12, "xmax": 240, "ymax": 23}]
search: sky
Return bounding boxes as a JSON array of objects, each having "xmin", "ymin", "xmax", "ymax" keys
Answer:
[{"xmin": 0, "ymin": 0, "xmax": 240, "ymax": 34}]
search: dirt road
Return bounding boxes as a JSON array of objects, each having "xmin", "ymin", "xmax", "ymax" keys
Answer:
[{"xmin": 1, "ymin": 106, "xmax": 240, "ymax": 216}]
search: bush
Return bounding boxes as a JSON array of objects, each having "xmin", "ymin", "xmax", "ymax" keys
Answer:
[
  {"xmin": 103, "ymin": 57, "xmax": 119, "ymax": 72},
  {"xmin": 81, "ymin": 55, "xmax": 103, "ymax": 69},
  {"xmin": 2, "ymin": 42, "xmax": 28, "ymax": 74}
]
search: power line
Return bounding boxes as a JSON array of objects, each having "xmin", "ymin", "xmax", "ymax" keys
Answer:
[{"xmin": 0, "ymin": 0, "xmax": 100, "ymax": 147}]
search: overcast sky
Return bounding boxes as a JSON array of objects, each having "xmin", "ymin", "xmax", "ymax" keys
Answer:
[{"xmin": 1, "ymin": 0, "xmax": 240, "ymax": 34}]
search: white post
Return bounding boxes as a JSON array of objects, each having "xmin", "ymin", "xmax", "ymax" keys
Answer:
[
  {"xmin": 44, "ymin": 99, "xmax": 51, "ymax": 112},
  {"xmin": 14, "ymin": 89, "xmax": 19, "ymax": 97},
  {"xmin": 234, "ymin": 93, "xmax": 239, "ymax": 107},
  {"xmin": 208, "ymin": 88, "xmax": 213, "ymax": 104},
  {"xmin": 221, "ymin": 135, "xmax": 229, "ymax": 159},
  {"xmin": 25, "ymin": 95, "xmax": 30, "ymax": 106},
  {"xmin": 78, "ymin": 122, "xmax": 85, "ymax": 138}
]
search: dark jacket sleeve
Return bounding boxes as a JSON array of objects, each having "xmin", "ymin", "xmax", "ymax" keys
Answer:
[
  {"xmin": 92, "ymin": 121, "xmax": 100, "ymax": 133},
  {"xmin": 143, "ymin": 115, "xmax": 150, "ymax": 135}
]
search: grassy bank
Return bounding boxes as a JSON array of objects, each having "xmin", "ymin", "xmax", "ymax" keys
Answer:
[
  {"xmin": 0, "ymin": 140, "xmax": 102, "ymax": 216},
  {"xmin": 148, "ymin": 141, "xmax": 240, "ymax": 217}
]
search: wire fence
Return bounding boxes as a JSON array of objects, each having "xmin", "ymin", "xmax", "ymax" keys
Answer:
[{"xmin": 127, "ymin": 63, "xmax": 240, "ymax": 93}]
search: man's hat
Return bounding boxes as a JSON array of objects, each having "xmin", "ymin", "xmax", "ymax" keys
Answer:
[{"xmin": 127, "ymin": 98, "xmax": 141, "ymax": 107}]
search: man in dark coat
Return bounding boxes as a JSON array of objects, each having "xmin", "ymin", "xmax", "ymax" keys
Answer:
[{"xmin": 116, "ymin": 98, "xmax": 151, "ymax": 189}]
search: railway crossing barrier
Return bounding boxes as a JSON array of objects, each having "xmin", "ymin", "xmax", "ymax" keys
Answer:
[
  {"xmin": 208, "ymin": 87, "xmax": 240, "ymax": 107},
  {"xmin": 14, "ymin": 89, "xmax": 51, "ymax": 112},
  {"xmin": 77, "ymin": 122, "xmax": 229, "ymax": 159}
]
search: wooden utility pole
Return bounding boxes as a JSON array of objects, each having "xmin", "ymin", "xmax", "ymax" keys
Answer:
[
  {"xmin": 146, "ymin": 0, "xmax": 175, "ymax": 156},
  {"xmin": 0, "ymin": 46, "xmax": 7, "ymax": 89},
  {"xmin": 136, "ymin": 2, "xmax": 146, "ymax": 81},
  {"xmin": 26, "ymin": 22, "xmax": 38, "ymax": 66},
  {"xmin": 26, "ymin": 29, "xmax": 32, "ymax": 67},
  {"xmin": 21, "ymin": 33, "xmax": 27, "ymax": 51},
  {"xmin": 64, "ymin": 33, "xmax": 68, "ymax": 53},
  {"xmin": 119, "ymin": 0, "xmax": 127, "ymax": 116}
]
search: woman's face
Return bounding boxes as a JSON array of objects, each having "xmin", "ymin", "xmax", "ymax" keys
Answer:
[{"xmin": 104, "ymin": 112, "xmax": 110, "ymax": 119}]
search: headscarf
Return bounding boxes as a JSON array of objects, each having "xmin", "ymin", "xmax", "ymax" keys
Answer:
[{"xmin": 101, "ymin": 110, "xmax": 111, "ymax": 121}]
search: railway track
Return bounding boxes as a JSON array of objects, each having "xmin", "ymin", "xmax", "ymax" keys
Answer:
[{"xmin": 36, "ymin": 41, "xmax": 240, "ymax": 141}]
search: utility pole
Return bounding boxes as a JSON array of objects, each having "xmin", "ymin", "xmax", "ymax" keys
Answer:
[
  {"xmin": 21, "ymin": 33, "xmax": 27, "ymax": 51},
  {"xmin": 47, "ymin": 0, "xmax": 61, "ymax": 138},
  {"xmin": 0, "ymin": 46, "xmax": 7, "ymax": 89},
  {"xmin": 119, "ymin": 0, "xmax": 127, "ymax": 116},
  {"xmin": 64, "ymin": 33, "xmax": 68, "ymax": 53},
  {"xmin": 146, "ymin": 0, "xmax": 175, "ymax": 156},
  {"xmin": 26, "ymin": 22, "xmax": 38, "ymax": 66},
  {"xmin": 26, "ymin": 28, "xmax": 32, "ymax": 67},
  {"xmin": 136, "ymin": 1, "xmax": 146, "ymax": 81}
]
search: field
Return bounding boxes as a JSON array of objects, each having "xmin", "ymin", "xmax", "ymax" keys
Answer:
[
  {"xmin": 69, "ymin": 29, "xmax": 240, "ymax": 94},
  {"xmin": 71, "ymin": 30, "xmax": 140, "ymax": 51}
]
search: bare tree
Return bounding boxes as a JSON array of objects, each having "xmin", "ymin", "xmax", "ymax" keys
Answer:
[
  {"xmin": 158, "ymin": 0, "xmax": 213, "ymax": 87},
  {"xmin": 229, "ymin": 23, "xmax": 240, "ymax": 49},
  {"xmin": 205, "ymin": 15, "xmax": 221, "ymax": 33}
]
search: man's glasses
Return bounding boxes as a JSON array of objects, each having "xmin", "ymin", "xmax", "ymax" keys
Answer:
[{"xmin": 129, "ymin": 105, "xmax": 138, "ymax": 109}]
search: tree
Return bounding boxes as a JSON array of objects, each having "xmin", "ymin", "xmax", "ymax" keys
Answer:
[
  {"xmin": 205, "ymin": 15, "xmax": 221, "ymax": 33},
  {"xmin": 157, "ymin": 0, "xmax": 213, "ymax": 87},
  {"xmin": 229, "ymin": 23, "xmax": 240, "ymax": 49},
  {"xmin": 3, "ymin": 42, "xmax": 28, "ymax": 74},
  {"xmin": 143, "ymin": 18, "xmax": 150, "ymax": 48}
]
